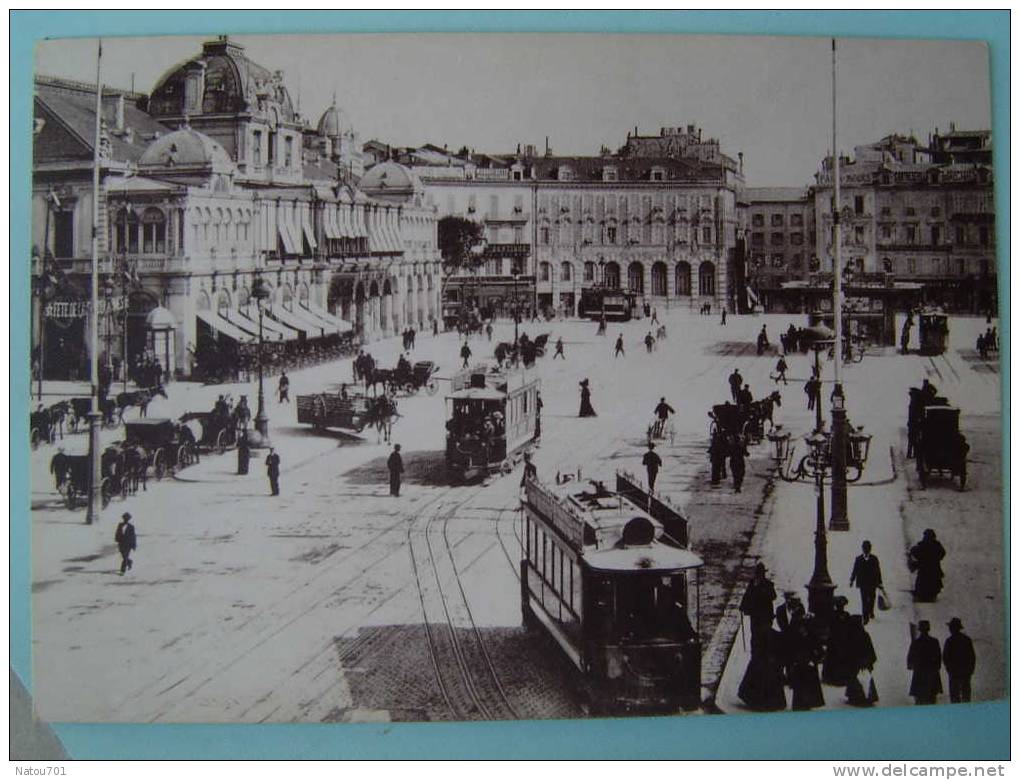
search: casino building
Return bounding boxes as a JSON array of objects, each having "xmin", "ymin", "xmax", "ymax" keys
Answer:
[{"xmin": 30, "ymin": 36, "xmax": 441, "ymax": 383}]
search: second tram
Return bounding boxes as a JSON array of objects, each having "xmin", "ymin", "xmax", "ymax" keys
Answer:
[
  {"xmin": 578, "ymin": 287, "xmax": 639, "ymax": 322},
  {"xmin": 520, "ymin": 471, "xmax": 703, "ymax": 714},
  {"xmin": 444, "ymin": 364, "xmax": 541, "ymax": 482}
]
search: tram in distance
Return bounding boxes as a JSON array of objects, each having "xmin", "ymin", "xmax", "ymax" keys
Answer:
[
  {"xmin": 578, "ymin": 286, "xmax": 640, "ymax": 322},
  {"xmin": 520, "ymin": 471, "xmax": 703, "ymax": 714},
  {"xmin": 444, "ymin": 364, "xmax": 541, "ymax": 483}
]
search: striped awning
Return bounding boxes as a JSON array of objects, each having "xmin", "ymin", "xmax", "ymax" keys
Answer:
[{"xmin": 196, "ymin": 309, "xmax": 255, "ymax": 344}]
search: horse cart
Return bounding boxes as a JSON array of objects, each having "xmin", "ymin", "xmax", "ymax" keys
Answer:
[
  {"xmin": 124, "ymin": 418, "xmax": 196, "ymax": 479},
  {"xmin": 179, "ymin": 411, "xmax": 237, "ymax": 454},
  {"xmin": 916, "ymin": 405, "xmax": 968, "ymax": 490},
  {"xmin": 297, "ymin": 388, "xmax": 399, "ymax": 439},
  {"xmin": 50, "ymin": 452, "xmax": 118, "ymax": 510}
]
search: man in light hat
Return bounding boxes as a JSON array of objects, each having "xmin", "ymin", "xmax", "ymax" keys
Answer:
[
  {"xmin": 114, "ymin": 512, "xmax": 136, "ymax": 575},
  {"xmin": 907, "ymin": 620, "xmax": 943, "ymax": 705},
  {"xmin": 942, "ymin": 617, "xmax": 976, "ymax": 703}
]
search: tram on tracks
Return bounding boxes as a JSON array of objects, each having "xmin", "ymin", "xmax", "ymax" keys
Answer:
[
  {"xmin": 444, "ymin": 364, "xmax": 541, "ymax": 483},
  {"xmin": 578, "ymin": 287, "xmax": 639, "ymax": 322},
  {"xmin": 520, "ymin": 471, "xmax": 703, "ymax": 714}
]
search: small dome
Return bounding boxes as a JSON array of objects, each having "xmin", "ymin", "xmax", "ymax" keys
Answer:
[
  {"xmin": 317, "ymin": 102, "xmax": 344, "ymax": 138},
  {"xmin": 359, "ymin": 161, "xmax": 422, "ymax": 201},
  {"xmin": 139, "ymin": 128, "xmax": 235, "ymax": 172},
  {"xmin": 145, "ymin": 306, "xmax": 177, "ymax": 329}
]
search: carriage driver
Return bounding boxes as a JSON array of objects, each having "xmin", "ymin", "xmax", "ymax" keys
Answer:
[{"xmin": 397, "ymin": 352, "xmax": 412, "ymax": 378}]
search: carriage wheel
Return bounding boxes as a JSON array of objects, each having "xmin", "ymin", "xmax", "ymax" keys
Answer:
[
  {"xmin": 178, "ymin": 445, "xmax": 192, "ymax": 469},
  {"xmin": 216, "ymin": 429, "xmax": 228, "ymax": 455},
  {"xmin": 404, "ymin": 382, "xmax": 416, "ymax": 396},
  {"xmin": 426, "ymin": 380, "xmax": 438, "ymax": 396},
  {"xmin": 153, "ymin": 450, "xmax": 165, "ymax": 480}
]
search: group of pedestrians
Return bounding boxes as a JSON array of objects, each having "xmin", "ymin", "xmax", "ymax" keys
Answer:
[
  {"xmin": 401, "ymin": 327, "xmax": 417, "ymax": 351},
  {"xmin": 738, "ymin": 532, "xmax": 974, "ymax": 712}
]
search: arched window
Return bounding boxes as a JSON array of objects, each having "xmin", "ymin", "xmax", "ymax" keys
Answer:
[
  {"xmin": 604, "ymin": 261, "xmax": 620, "ymax": 289},
  {"xmin": 628, "ymin": 261, "xmax": 644, "ymax": 294},
  {"xmin": 140, "ymin": 207, "xmax": 166, "ymax": 254},
  {"xmin": 539, "ymin": 262, "xmax": 551, "ymax": 282},
  {"xmin": 115, "ymin": 208, "xmax": 140, "ymax": 254},
  {"xmin": 584, "ymin": 261, "xmax": 595, "ymax": 282},
  {"xmin": 675, "ymin": 262, "xmax": 692, "ymax": 296},
  {"xmin": 698, "ymin": 261, "xmax": 716, "ymax": 296},
  {"xmin": 651, "ymin": 261, "xmax": 667, "ymax": 296},
  {"xmin": 560, "ymin": 262, "xmax": 572, "ymax": 282}
]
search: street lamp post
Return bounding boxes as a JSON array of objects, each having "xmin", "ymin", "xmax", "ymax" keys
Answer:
[
  {"xmin": 805, "ymin": 432, "xmax": 836, "ymax": 621},
  {"xmin": 250, "ymin": 273, "xmax": 271, "ymax": 448}
]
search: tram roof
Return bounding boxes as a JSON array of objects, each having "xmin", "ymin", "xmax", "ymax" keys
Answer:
[
  {"xmin": 446, "ymin": 387, "xmax": 507, "ymax": 401},
  {"xmin": 585, "ymin": 543, "xmax": 703, "ymax": 574}
]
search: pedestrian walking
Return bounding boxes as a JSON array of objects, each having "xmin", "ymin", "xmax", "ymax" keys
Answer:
[
  {"xmin": 236, "ymin": 430, "xmax": 251, "ymax": 475},
  {"xmin": 597, "ymin": 315, "xmax": 607, "ymax": 336},
  {"xmin": 787, "ymin": 620, "xmax": 825, "ymax": 711},
  {"xmin": 805, "ymin": 376, "xmax": 820, "ymax": 411},
  {"xmin": 520, "ymin": 450, "xmax": 537, "ymax": 488},
  {"xmin": 652, "ymin": 397, "xmax": 675, "ymax": 437},
  {"xmin": 850, "ymin": 540, "xmax": 884, "ymax": 624},
  {"xmin": 578, "ymin": 379, "xmax": 597, "ymax": 417},
  {"xmin": 822, "ymin": 596, "xmax": 855, "ymax": 685},
  {"xmin": 277, "ymin": 371, "xmax": 290, "ymax": 403},
  {"xmin": 265, "ymin": 448, "xmax": 281, "ymax": 495},
  {"xmin": 553, "ymin": 337, "xmax": 565, "ymax": 359},
  {"xmin": 740, "ymin": 563, "xmax": 777, "ymax": 642},
  {"xmin": 708, "ymin": 433, "xmax": 728, "ymax": 486},
  {"xmin": 486, "ymin": 322, "xmax": 493, "ymax": 342},
  {"xmin": 387, "ymin": 444, "xmax": 404, "ymax": 497},
  {"xmin": 844, "ymin": 615, "xmax": 879, "ymax": 707},
  {"xmin": 432, "ymin": 318, "xmax": 439, "ymax": 337},
  {"xmin": 614, "ymin": 334, "xmax": 625, "ymax": 358},
  {"xmin": 909, "ymin": 528, "xmax": 946, "ymax": 602},
  {"xmin": 730, "ymin": 437, "xmax": 748, "ymax": 493},
  {"xmin": 738, "ymin": 628, "xmax": 787, "ymax": 712},
  {"xmin": 907, "ymin": 620, "xmax": 943, "ymax": 705},
  {"xmin": 774, "ymin": 356, "xmax": 788, "ymax": 385},
  {"xmin": 410, "ymin": 327, "xmax": 416, "ymax": 349},
  {"xmin": 942, "ymin": 617, "xmax": 976, "ymax": 703},
  {"xmin": 642, "ymin": 442, "xmax": 662, "ymax": 492},
  {"xmin": 460, "ymin": 342, "xmax": 472, "ymax": 369},
  {"xmin": 644, "ymin": 331, "xmax": 655, "ymax": 353},
  {"xmin": 114, "ymin": 512, "xmax": 136, "ymax": 575},
  {"xmin": 728, "ymin": 369, "xmax": 743, "ymax": 403},
  {"xmin": 720, "ymin": 309, "xmax": 727, "ymax": 326},
  {"xmin": 901, "ymin": 314, "xmax": 914, "ymax": 354},
  {"xmin": 651, "ymin": 307, "xmax": 659, "ymax": 325}
]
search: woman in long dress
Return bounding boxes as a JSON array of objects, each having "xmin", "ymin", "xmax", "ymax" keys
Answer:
[
  {"xmin": 578, "ymin": 379, "xmax": 597, "ymax": 417},
  {"xmin": 910, "ymin": 529, "xmax": 946, "ymax": 602},
  {"xmin": 844, "ymin": 615, "xmax": 878, "ymax": 707},
  {"xmin": 738, "ymin": 628, "xmax": 787, "ymax": 712},
  {"xmin": 788, "ymin": 620, "xmax": 825, "ymax": 711}
]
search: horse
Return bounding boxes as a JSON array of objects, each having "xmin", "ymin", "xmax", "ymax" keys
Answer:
[
  {"xmin": 30, "ymin": 405, "xmax": 53, "ymax": 448},
  {"xmin": 120, "ymin": 444, "xmax": 148, "ymax": 493},
  {"xmin": 365, "ymin": 395, "xmax": 400, "ymax": 443},
  {"xmin": 747, "ymin": 390, "xmax": 783, "ymax": 438},
  {"xmin": 50, "ymin": 450, "xmax": 70, "ymax": 492},
  {"xmin": 116, "ymin": 384, "xmax": 168, "ymax": 420}
]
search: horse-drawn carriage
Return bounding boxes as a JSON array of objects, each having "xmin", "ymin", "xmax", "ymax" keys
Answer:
[
  {"xmin": 494, "ymin": 333, "xmax": 550, "ymax": 368},
  {"xmin": 708, "ymin": 392, "xmax": 781, "ymax": 445},
  {"xmin": 367, "ymin": 360, "xmax": 439, "ymax": 396},
  {"xmin": 30, "ymin": 401, "xmax": 71, "ymax": 448},
  {"xmin": 297, "ymin": 387, "xmax": 400, "ymax": 440},
  {"xmin": 50, "ymin": 452, "xmax": 113, "ymax": 509},
  {"xmin": 123, "ymin": 418, "xmax": 197, "ymax": 479},
  {"xmin": 179, "ymin": 411, "xmax": 237, "ymax": 454},
  {"xmin": 916, "ymin": 405, "xmax": 968, "ymax": 490}
]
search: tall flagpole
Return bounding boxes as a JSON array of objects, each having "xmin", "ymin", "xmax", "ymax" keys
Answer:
[
  {"xmin": 830, "ymin": 37, "xmax": 850, "ymax": 531},
  {"xmin": 86, "ymin": 39, "xmax": 103, "ymax": 525}
]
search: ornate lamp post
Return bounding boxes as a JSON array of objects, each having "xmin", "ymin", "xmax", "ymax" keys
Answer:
[
  {"xmin": 804, "ymin": 431, "xmax": 836, "ymax": 621},
  {"xmin": 250, "ymin": 273, "xmax": 271, "ymax": 448}
]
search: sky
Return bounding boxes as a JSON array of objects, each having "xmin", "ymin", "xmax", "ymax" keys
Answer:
[{"xmin": 35, "ymin": 33, "xmax": 991, "ymax": 187}]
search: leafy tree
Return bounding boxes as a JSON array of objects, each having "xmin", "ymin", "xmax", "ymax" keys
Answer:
[{"xmin": 438, "ymin": 215, "xmax": 485, "ymax": 278}]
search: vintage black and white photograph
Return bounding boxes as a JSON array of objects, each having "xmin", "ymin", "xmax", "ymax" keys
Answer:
[{"xmin": 27, "ymin": 31, "xmax": 1002, "ymax": 724}]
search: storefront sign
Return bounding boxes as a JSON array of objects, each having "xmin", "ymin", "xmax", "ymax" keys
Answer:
[{"xmin": 44, "ymin": 296, "xmax": 127, "ymax": 319}]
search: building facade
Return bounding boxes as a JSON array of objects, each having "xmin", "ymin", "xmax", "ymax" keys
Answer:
[
  {"xmin": 415, "ymin": 125, "xmax": 745, "ymax": 318},
  {"xmin": 31, "ymin": 37, "xmax": 440, "ymax": 383},
  {"xmin": 742, "ymin": 187, "xmax": 816, "ymax": 312}
]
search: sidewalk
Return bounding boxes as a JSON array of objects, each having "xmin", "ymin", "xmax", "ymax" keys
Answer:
[{"xmin": 715, "ymin": 418, "xmax": 918, "ymax": 712}]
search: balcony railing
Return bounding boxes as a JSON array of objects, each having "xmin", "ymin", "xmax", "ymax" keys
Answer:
[{"xmin": 483, "ymin": 243, "xmax": 531, "ymax": 257}]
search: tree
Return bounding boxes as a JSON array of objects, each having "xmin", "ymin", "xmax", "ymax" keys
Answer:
[{"xmin": 438, "ymin": 215, "xmax": 485, "ymax": 277}]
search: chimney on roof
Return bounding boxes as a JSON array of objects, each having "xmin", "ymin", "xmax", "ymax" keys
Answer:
[
  {"xmin": 545, "ymin": 136, "xmax": 550, "ymax": 157},
  {"xmin": 634, "ymin": 125, "xmax": 638, "ymax": 137},
  {"xmin": 738, "ymin": 151, "xmax": 743, "ymax": 176}
]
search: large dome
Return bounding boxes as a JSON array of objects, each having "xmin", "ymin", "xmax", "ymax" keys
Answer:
[
  {"xmin": 317, "ymin": 101, "xmax": 345, "ymax": 138},
  {"xmin": 359, "ymin": 161, "xmax": 422, "ymax": 201},
  {"xmin": 138, "ymin": 127, "xmax": 235, "ymax": 172},
  {"xmin": 148, "ymin": 36, "xmax": 296, "ymax": 123}
]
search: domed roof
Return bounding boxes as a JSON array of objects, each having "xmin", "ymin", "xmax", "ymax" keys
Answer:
[
  {"xmin": 359, "ymin": 161, "xmax": 422, "ymax": 201},
  {"xmin": 138, "ymin": 128, "xmax": 235, "ymax": 172},
  {"xmin": 317, "ymin": 100, "xmax": 344, "ymax": 138},
  {"xmin": 148, "ymin": 36, "xmax": 295, "ymax": 124}
]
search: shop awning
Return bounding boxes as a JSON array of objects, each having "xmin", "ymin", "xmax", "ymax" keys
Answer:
[
  {"xmin": 337, "ymin": 207, "xmax": 354, "ymax": 239},
  {"xmin": 233, "ymin": 308, "xmax": 300, "ymax": 342},
  {"xmin": 196, "ymin": 309, "xmax": 255, "ymax": 344},
  {"xmin": 352, "ymin": 206, "xmax": 369, "ymax": 238},
  {"xmin": 323, "ymin": 207, "xmax": 341, "ymax": 240},
  {"xmin": 268, "ymin": 305, "xmax": 317, "ymax": 338},
  {"xmin": 281, "ymin": 304, "xmax": 329, "ymax": 337},
  {"xmin": 278, "ymin": 218, "xmax": 300, "ymax": 254},
  {"xmin": 302, "ymin": 211, "xmax": 318, "ymax": 252},
  {"xmin": 300, "ymin": 301, "xmax": 354, "ymax": 334}
]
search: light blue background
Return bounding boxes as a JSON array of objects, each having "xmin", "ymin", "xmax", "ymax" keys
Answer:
[{"xmin": 10, "ymin": 10, "xmax": 1009, "ymax": 760}]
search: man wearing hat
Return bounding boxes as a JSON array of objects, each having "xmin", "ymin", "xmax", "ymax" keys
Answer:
[
  {"xmin": 850, "ymin": 540, "xmax": 884, "ymax": 625},
  {"xmin": 775, "ymin": 590, "xmax": 805, "ymax": 633},
  {"xmin": 114, "ymin": 512, "xmax": 137, "ymax": 575},
  {"xmin": 907, "ymin": 620, "xmax": 944, "ymax": 705},
  {"xmin": 387, "ymin": 444, "xmax": 404, "ymax": 497},
  {"xmin": 942, "ymin": 617, "xmax": 976, "ymax": 703},
  {"xmin": 642, "ymin": 441, "xmax": 663, "ymax": 492},
  {"xmin": 265, "ymin": 448, "xmax": 281, "ymax": 496}
]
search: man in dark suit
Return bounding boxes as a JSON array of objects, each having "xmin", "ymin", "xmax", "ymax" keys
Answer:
[
  {"xmin": 942, "ymin": 617, "xmax": 976, "ymax": 703},
  {"xmin": 642, "ymin": 442, "xmax": 662, "ymax": 492},
  {"xmin": 907, "ymin": 620, "xmax": 943, "ymax": 705},
  {"xmin": 265, "ymin": 448, "xmax": 281, "ymax": 496},
  {"xmin": 850, "ymin": 540, "xmax": 884, "ymax": 624},
  {"xmin": 387, "ymin": 444, "xmax": 404, "ymax": 497}
]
